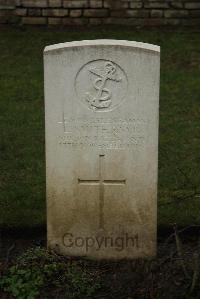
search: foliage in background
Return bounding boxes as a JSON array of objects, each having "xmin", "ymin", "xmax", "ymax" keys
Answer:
[
  {"xmin": 0, "ymin": 27, "xmax": 199, "ymax": 228},
  {"xmin": 0, "ymin": 247, "xmax": 101, "ymax": 299}
]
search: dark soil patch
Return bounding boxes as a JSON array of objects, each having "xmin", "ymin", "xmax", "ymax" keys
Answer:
[{"xmin": 0, "ymin": 227, "xmax": 199, "ymax": 299}]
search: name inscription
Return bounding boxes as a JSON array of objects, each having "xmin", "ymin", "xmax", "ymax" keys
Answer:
[{"xmin": 58, "ymin": 117, "xmax": 147, "ymax": 149}]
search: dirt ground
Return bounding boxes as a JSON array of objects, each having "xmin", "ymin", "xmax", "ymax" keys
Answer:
[{"xmin": 0, "ymin": 226, "xmax": 199, "ymax": 299}]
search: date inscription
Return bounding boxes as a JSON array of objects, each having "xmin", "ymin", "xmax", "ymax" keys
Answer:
[{"xmin": 58, "ymin": 117, "xmax": 147, "ymax": 149}]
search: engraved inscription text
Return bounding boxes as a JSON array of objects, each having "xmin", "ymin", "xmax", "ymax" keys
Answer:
[{"xmin": 58, "ymin": 117, "xmax": 147, "ymax": 149}]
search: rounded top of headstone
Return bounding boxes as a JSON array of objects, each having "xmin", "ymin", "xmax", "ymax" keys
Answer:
[{"xmin": 44, "ymin": 39, "xmax": 160, "ymax": 54}]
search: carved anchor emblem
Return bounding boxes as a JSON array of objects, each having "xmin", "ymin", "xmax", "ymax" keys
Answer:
[{"xmin": 85, "ymin": 61, "xmax": 122, "ymax": 110}]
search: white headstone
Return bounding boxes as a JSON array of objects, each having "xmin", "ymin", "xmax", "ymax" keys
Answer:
[{"xmin": 44, "ymin": 40, "xmax": 160, "ymax": 259}]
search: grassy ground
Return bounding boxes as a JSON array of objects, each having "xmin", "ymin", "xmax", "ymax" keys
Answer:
[{"xmin": 0, "ymin": 26, "xmax": 199, "ymax": 229}]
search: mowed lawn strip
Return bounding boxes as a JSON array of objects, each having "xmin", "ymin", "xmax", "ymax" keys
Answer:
[{"xmin": 0, "ymin": 27, "xmax": 199, "ymax": 229}]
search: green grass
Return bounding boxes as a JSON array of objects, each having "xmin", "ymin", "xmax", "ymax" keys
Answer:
[{"xmin": 0, "ymin": 27, "xmax": 199, "ymax": 229}]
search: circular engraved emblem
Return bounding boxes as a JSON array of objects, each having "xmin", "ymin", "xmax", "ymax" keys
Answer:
[{"xmin": 75, "ymin": 59, "xmax": 128, "ymax": 112}]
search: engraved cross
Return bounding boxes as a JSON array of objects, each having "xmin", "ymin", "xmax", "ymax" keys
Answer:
[{"xmin": 78, "ymin": 154, "xmax": 126, "ymax": 229}]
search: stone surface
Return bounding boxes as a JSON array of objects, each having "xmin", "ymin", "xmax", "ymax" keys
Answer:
[
  {"xmin": 89, "ymin": 17, "xmax": 102, "ymax": 24},
  {"xmin": 70, "ymin": 9, "xmax": 82, "ymax": 17},
  {"xmin": 62, "ymin": 17, "xmax": 88, "ymax": 25},
  {"xmin": 42, "ymin": 8, "xmax": 69, "ymax": 17},
  {"xmin": 15, "ymin": 8, "xmax": 27, "ymax": 16},
  {"xmin": 90, "ymin": 0, "xmax": 103, "ymax": 9},
  {"xmin": 185, "ymin": 2, "xmax": 200, "ymax": 9},
  {"xmin": 48, "ymin": 0, "xmax": 62, "ymax": 7},
  {"xmin": 44, "ymin": 40, "xmax": 160, "ymax": 260},
  {"xmin": 151, "ymin": 9, "xmax": 163, "ymax": 18},
  {"xmin": 22, "ymin": 16, "xmax": 46, "ymax": 24},
  {"xmin": 170, "ymin": 1, "xmax": 183, "ymax": 9},
  {"xmin": 130, "ymin": 2, "xmax": 143, "ymax": 9},
  {"xmin": 48, "ymin": 17, "xmax": 62, "ymax": 24},
  {"xmin": 164, "ymin": 9, "xmax": 188, "ymax": 18},
  {"xmin": 127, "ymin": 9, "xmax": 149, "ymax": 18},
  {"xmin": 21, "ymin": 0, "xmax": 48, "ymax": 8},
  {"xmin": 28, "ymin": 8, "xmax": 41, "ymax": 16},
  {"xmin": 0, "ymin": 0, "xmax": 15, "ymax": 8},
  {"xmin": 104, "ymin": 0, "xmax": 128, "ymax": 9},
  {"xmin": 0, "ymin": 0, "xmax": 199, "ymax": 26},
  {"xmin": 83, "ymin": 8, "xmax": 108, "ymax": 17},
  {"xmin": 144, "ymin": 2, "xmax": 169, "ymax": 9},
  {"xmin": 63, "ymin": 0, "xmax": 88, "ymax": 8}
]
